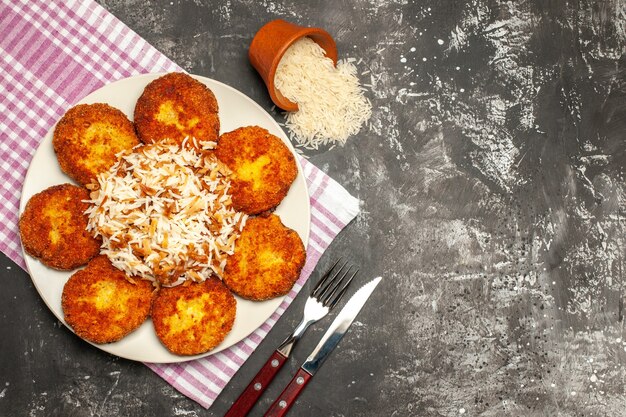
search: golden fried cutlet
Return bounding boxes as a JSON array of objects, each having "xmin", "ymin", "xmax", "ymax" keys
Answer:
[
  {"xmin": 134, "ymin": 72, "xmax": 220, "ymax": 148},
  {"xmin": 223, "ymin": 214, "xmax": 305, "ymax": 300},
  {"xmin": 62, "ymin": 255, "xmax": 154, "ymax": 344},
  {"xmin": 215, "ymin": 126, "xmax": 297, "ymax": 214},
  {"xmin": 53, "ymin": 103, "xmax": 140, "ymax": 186},
  {"xmin": 19, "ymin": 184, "xmax": 101, "ymax": 270},
  {"xmin": 151, "ymin": 277, "xmax": 236, "ymax": 356}
]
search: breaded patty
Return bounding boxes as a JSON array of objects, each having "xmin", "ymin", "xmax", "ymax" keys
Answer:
[
  {"xmin": 223, "ymin": 214, "xmax": 305, "ymax": 300},
  {"xmin": 53, "ymin": 103, "xmax": 140, "ymax": 186},
  {"xmin": 19, "ymin": 184, "xmax": 101, "ymax": 270},
  {"xmin": 62, "ymin": 256, "xmax": 154, "ymax": 344},
  {"xmin": 151, "ymin": 277, "xmax": 236, "ymax": 356},
  {"xmin": 216, "ymin": 126, "xmax": 297, "ymax": 214},
  {"xmin": 134, "ymin": 72, "xmax": 220, "ymax": 147}
]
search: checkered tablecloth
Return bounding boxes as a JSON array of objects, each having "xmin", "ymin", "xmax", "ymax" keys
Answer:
[{"xmin": 0, "ymin": 0, "xmax": 359, "ymax": 409}]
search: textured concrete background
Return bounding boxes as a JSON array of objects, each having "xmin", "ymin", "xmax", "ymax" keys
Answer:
[{"xmin": 1, "ymin": 0, "xmax": 625, "ymax": 416}]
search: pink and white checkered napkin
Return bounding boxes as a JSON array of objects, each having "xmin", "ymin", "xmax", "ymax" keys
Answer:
[{"xmin": 0, "ymin": 0, "xmax": 359, "ymax": 409}]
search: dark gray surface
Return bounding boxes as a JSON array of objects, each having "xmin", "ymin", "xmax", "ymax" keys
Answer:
[{"xmin": 2, "ymin": 0, "xmax": 625, "ymax": 416}]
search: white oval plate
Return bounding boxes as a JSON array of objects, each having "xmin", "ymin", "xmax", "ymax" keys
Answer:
[{"xmin": 19, "ymin": 73, "xmax": 311, "ymax": 363}]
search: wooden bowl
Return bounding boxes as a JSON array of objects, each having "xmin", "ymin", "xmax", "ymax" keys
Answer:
[{"xmin": 248, "ymin": 19, "xmax": 338, "ymax": 112}]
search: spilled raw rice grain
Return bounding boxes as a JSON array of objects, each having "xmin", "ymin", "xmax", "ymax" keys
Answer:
[{"xmin": 275, "ymin": 37, "xmax": 372, "ymax": 149}]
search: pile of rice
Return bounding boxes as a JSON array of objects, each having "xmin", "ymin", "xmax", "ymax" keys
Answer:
[
  {"xmin": 274, "ymin": 36, "xmax": 372, "ymax": 149},
  {"xmin": 85, "ymin": 139, "xmax": 247, "ymax": 287}
]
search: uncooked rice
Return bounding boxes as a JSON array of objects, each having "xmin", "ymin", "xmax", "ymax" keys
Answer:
[{"xmin": 275, "ymin": 37, "xmax": 372, "ymax": 149}]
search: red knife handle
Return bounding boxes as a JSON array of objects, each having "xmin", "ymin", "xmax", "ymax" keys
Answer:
[
  {"xmin": 225, "ymin": 350, "xmax": 288, "ymax": 417},
  {"xmin": 263, "ymin": 368, "xmax": 312, "ymax": 417}
]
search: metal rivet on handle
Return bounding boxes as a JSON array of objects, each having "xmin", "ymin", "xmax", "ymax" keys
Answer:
[
  {"xmin": 271, "ymin": 359, "xmax": 279, "ymax": 367},
  {"xmin": 254, "ymin": 383, "xmax": 262, "ymax": 391},
  {"xmin": 279, "ymin": 400, "xmax": 287, "ymax": 409},
  {"xmin": 296, "ymin": 376, "xmax": 304, "ymax": 385}
]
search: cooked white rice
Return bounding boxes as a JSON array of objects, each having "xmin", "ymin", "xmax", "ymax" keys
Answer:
[{"xmin": 85, "ymin": 138, "xmax": 247, "ymax": 286}]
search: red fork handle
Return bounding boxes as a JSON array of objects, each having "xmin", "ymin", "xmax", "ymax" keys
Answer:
[
  {"xmin": 225, "ymin": 350, "xmax": 288, "ymax": 417},
  {"xmin": 263, "ymin": 368, "xmax": 312, "ymax": 417}
]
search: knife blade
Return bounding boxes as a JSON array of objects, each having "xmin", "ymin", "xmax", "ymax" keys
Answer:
[{"xmin": 263, "ymin": 276, "xmax": 382, "ymax": 417}]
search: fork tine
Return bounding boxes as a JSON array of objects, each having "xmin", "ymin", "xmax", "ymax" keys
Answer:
[
  {"xmin": 319, "ymin": 264, "xmax": 354, "ymax": 305},
  {"xmin": 312, "ymin": 259, "xmax": 346, "ymax": 298},
  {"xmin": 317, "ymin": 261, "xmax": 349, "ymax": 301},
  {"xmin": 319, "ymin": 264, "xmax": 349, "ymax": 300},
  {"xmin": 327, "ymin": 268, "xmax": 358, "ymax": 309}
]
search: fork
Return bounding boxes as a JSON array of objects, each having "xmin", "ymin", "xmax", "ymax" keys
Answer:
[{"xmin": 225, "ymin": 260, "xmax": 357, "ymax": 417}]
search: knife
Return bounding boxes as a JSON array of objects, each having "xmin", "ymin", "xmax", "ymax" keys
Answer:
[{"xmin": 263, "ymin": 276, "xmax": 382, "ymax": 417}]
